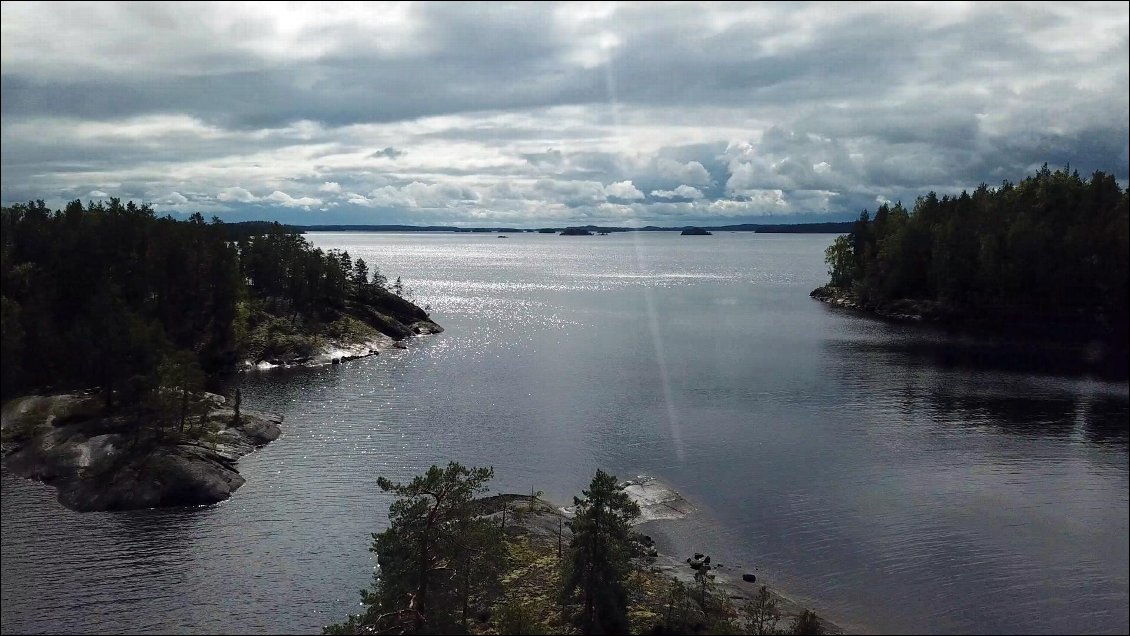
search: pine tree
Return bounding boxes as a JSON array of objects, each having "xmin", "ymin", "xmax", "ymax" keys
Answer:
[
  {"xmin": 563, "ymin": 469, "xmax": 641, "ymax": 634},
  {"xmin": 357, "ymin": 462, "xmax": 501, "ymax": 634}
]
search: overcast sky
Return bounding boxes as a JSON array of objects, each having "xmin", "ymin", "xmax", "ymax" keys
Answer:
[{"xmin": 2, "ymin": 1, "xmax": 1127, "ymax": 226}]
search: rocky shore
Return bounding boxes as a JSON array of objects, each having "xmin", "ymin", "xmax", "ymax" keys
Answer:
[
  {"xmin": 506, "ymin": 476, "xmax": 845, "ymax": 634},
  {"xmin": 0, "ymin": 295, "xmax": 442, "ymax": 511},
  {"xmin": 619, "ymin": 476, "xmax": 844, "ymax": 635},
  {"xmin": 810, "ymin": 284, "xmax": 951, "ymax": 323},
  {"xmin": 1, "ymin": 391, "xmax": 282, "ymax": 512},
  {"xmin": 245, "ymin": 296, "xmax": 443, "ymax": 371}
]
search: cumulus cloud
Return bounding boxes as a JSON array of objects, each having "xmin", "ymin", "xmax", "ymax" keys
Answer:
[
  {"xmin": 651, "ymin": 185, "xmax": 704, "ymax": 200},
  {"xmin": 218, "ymin": 187, "xmax": 258, "ymax": 203},
  {"xmin": 266, "ymin": 190, "xmax": 321, "ymax": 208},
  {"xmin": 605, "ymin": 180, "xmax": 645, "ymax": 200},
  {"xmin": 351, "ymin": 181, "xmax": 478, "ymax": 209},
  {"xmin": 1, "ymin": 2, "xmax": 1126, "ymax": 226},
  {"xmin": 656, "ymin": 159, "xmax": 712, "ymax": 186}
]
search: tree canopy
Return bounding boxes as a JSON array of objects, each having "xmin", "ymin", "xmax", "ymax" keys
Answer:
[
  {"xmin": 824, "ymin": 165, "xmax": 1129, "ymax": 336},
  {"xmin": 0, "ymin": 198, "xmax": 400, "ymax": 399},
  {"xmin": 329, "ymin": 462, "xmax": 503, "ymax": 635}
]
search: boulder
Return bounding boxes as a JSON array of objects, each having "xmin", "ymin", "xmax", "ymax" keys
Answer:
[
  {"xmin": 58, "ymin": 446, "xmax": 247, "ymax": 512},
  {"xmin": 742, "ymin": 573, "xmax": 757, "ymax": 583},
  {"xmin": 412, "ymin": 321, "xmax": 444, "ymax": 335}
]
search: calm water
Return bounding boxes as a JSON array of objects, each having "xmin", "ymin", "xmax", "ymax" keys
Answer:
[{"xmin": 2, "ymin": 232, "xmax": 1127, "ymax": 634}]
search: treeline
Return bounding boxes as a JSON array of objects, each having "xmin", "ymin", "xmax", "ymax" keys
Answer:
[
  {"xmin": 224, "ymin": 220, "xmax": 300, "ymax": 241},
  {"xmin": 754, "ymin": 222, "xmax": 852, "ymax": 234},
  {"xmin": 823, "ymin": 165, "xmax": 1129, "ymax": 333},
  {"xmin": 0, "ymin": 198, "xmax": 405, "ymax": 399},
  {"xmin": 326, "ymin": 463, "xmax": 826, "ymax": 635}
]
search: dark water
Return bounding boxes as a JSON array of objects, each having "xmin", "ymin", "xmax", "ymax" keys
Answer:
[{"xmin": 2, "ymin": 233, "xmax": 1127, "ymax": 634}]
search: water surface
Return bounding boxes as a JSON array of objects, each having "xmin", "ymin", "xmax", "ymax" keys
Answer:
[{"xmin": 2, "ymin": 232, "xmax": 1127, "ymax": 634}]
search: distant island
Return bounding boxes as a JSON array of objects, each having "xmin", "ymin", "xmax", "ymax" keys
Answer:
[
  {"xmin": 812, "ymin": 165, "xmax": 1128, "ymax": 377},
  {"xmin": 560, "ymin": 226, "xmax": 595, "ymax": 236},
  {"xmin": 293, "ymin": 221, "xmax": 854, "ymax": 234},
  {"xmin": 681, "ymin": 226, "xmax": 712, "ymax": 235},
  {"xmin": 0, "ymin": 199, "xmax": 441, "ymax": 510}
]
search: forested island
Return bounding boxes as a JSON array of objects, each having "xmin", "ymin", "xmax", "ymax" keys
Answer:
[
  {"xmin": 325, "ymin": 464, "xmax": 836, "ymax": 635},
  {"xmin": 560, "ymin": 227, "xmax": 595, "ymax": 236},
  {"xmin": 813, "ymin": 166, "xmax": 1128, "ymax": 376},
  {"xmin": 0, "ymin": 198, "xmax": 440, "ymax": 510}
]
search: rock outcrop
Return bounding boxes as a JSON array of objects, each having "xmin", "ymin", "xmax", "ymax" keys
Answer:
[
  {"xmin": 247, "ymin": 293, "xmax": 443, "ymax": 370},
  {"xmin": 1, "ymin": 392, "xmax": 281, "ymax": 512}
]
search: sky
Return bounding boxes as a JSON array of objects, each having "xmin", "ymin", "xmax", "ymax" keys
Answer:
[{"xmin": 1, "ymin": 1, "xmax": 1127, "ymax": 227}]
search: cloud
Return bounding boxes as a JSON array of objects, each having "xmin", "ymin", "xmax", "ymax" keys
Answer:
[
  {"xmin": 656, "ymin": 159, "xmax": 712, "ymax": 186},
  {"xmin": 350, "ymin": 181, "xmax": 478, "ymax": 209},
  {"xmin": 88, "ymin": 190, "xmax": 108, "ymax": 198},
  {"xmin": 218, "ymin": 187, "xmax": 258, "ymax": 202},
  {"xmin": 371, "ymin": 147, "xmax": 404, "ymax": 159},
  {"xmin": 605, "ymin": 180, "xmax": 645, "ymax": 200},
  {"xmin": 1, "ymin": 2, "xmax": 1126, "ymax": 226},
  {"xmin": 266, "ymin": 190, "xmax": 321, "ymax": 208},
  {"xmin": 651, "ymin": 185, "xmax": 704, "ymax": 200}
]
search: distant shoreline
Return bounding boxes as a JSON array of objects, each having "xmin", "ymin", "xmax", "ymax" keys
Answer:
[{"xmin": 255, "ymin": 221, "xmax": 854, "ymax": 234}]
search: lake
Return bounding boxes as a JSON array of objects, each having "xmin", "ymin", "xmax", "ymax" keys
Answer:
[{"xmin": 2, "ymin": 232, "xmax": 1127, "ymax": 634}]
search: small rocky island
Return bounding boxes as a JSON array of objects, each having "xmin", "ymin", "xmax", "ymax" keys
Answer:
[
  {"xmin": 680, "ymin": 226, "xmax": 712, "ymax": 235},
  {"xmin": 1, "ymin": 391, "xmax": 282, "ymax": 512}
]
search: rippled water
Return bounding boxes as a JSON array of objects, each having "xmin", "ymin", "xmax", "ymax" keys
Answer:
[{"xmin": 2, "ymin": 232, "xmax": 1127, "ymax": 634}]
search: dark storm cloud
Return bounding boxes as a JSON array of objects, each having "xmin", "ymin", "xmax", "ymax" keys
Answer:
[{"xmin": 1, "ymin": 1, "xmax": 1126, "ymax": 225}]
